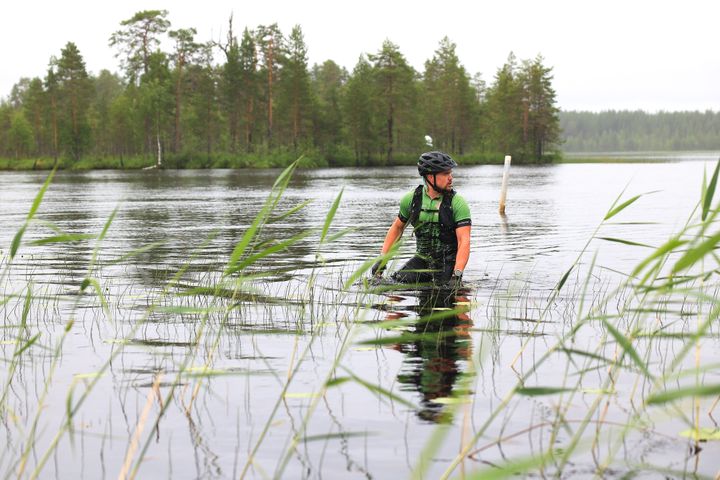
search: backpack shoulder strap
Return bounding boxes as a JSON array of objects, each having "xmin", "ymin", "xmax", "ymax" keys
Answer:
[
  {"xmin": 409, "ymin": 185, "xmax": 424, "ymax": 226},
  {"xmin": 439, "ymin": 189, "xmax": 456, "ymax": 230}
]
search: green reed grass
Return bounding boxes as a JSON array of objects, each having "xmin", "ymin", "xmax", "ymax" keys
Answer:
[
  {"xmin": 426, "ymin": 158, "xmax": 720, "ymax": 478},
  {"xmin": 3, "ymin": 157, "xmax": 720, "ymax": 478}
]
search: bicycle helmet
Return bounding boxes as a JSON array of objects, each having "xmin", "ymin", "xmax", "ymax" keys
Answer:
[{"xmin": 417, "ymin": 151, "xmax": 457, "ymax": 176}]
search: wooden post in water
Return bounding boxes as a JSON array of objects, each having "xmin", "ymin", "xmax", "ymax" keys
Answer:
[{"xmin": 499, "ymin": 155, "xmax": 511, "ymax": 215}]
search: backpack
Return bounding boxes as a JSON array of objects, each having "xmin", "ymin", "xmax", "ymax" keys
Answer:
[{"xmin": 408, "ymin": 185, "xmax": 457, "ymax": 248}]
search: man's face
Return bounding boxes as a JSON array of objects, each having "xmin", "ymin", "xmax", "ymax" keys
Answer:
[{"xmin": 433, "ymin": 170, "xmax": 453, "ymax": 190}]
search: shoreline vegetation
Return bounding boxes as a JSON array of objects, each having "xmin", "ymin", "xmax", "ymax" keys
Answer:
[
  {"xmin": 0, "ymin": 151, "xmax": 534, "ymax": 171},
  {"xmin": 1, "ymin": 150, "xmax": 717, "ymax": 171},
  {"xmin": 1, "ymin": 9, "xmax": 717, "ymax": 171},
  {"xmin": 1, "ymin": 10, "xmax": 562, "ymax": 171}
]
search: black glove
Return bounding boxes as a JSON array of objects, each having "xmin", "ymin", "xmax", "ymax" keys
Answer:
[
  {"xmin": 447, "ymin": 270, "xmax": 463, "ymax": 290},
  {"xmin": 371, "ymin": 260, "xmax": 386, "ymax": 276}
]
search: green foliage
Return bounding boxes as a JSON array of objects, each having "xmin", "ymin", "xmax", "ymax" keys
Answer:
[
  {"xmin": 275, "ymin": 25, "xmax": 314, "ymax": 150},
  {"xmin": 561, "ymin": 110, "xmax": 720, "ymax": 152},
  {"xmin": 483, "ymin": 54, "xmax": 560, "ymax": 162},
  {"xmin": 311, "ymin": 60, "xmax": 347, "ymax": 159},
  {"xmin": 8, "ymin": 111, "xmax": 34, "ymax": 157},
  {"xmin": 422, "ymin": 37, "xmax": 479, "ymax": 155},
  {"xmin": 342, "ymin": 55, "xmax": 381, "ymax": 165},
  {"xmin": 54, "ymin": 42, "xmax": 94, "ymax": 162},
  {"xmin": 109, "ymin": 10, "xmax": 171, "ymax": 82},
  {"xmin": 369, "ymin": 40, "xmax": 419, "ymax": 165},
  {"xmin": 0, "ymin": 13, "xmax": 567, "ymax": 167}
]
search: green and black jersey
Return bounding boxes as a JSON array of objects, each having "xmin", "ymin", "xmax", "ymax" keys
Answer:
[{"xmin": 398, "ymin": 186, "xmax": 471, "ymax": 260}]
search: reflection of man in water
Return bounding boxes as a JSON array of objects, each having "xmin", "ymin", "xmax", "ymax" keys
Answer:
[
  {"xmin": 388, "ymin": 291, "xmax": 473, "ymax": 423},
  {"xmin": 372, "ymin": 151, "xmax": 471, "ymax": 287}
]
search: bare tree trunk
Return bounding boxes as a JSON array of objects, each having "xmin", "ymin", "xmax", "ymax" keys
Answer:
[
  {"xmin": 156, "ymin": 133, "xmax": 162, "ymax": 168},
  {"xmin": 156, "ymin": 113, "xmax": 163, "ymax": 168}
]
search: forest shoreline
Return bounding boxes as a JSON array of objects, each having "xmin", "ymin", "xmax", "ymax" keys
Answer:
[{"xmin": 4, "ymin": 150, "xmax": 718, "ymax": 171}]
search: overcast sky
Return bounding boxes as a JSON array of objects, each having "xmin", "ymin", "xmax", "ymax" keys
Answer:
[{"xmin": 2, "ymin": 0, "xmax": 718, "ymax": 112}]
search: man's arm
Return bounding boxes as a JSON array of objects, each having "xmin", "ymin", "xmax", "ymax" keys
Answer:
[
  {"xmin": 454, "ymin": 225, "xmax": 471, "ymax": 272},
  {"xmin": 372, "ymin": 217, "xmax": 407, "ymax": 276},
  {"xmin": 381, "ymin": 217, "xmax": 407, "ymax": 254}
]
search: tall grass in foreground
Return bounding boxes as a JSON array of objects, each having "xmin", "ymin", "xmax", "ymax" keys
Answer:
[
  {"xmin": 412, "ymin": 159, "xmax": 720, "ymax": 479},
  {"xmin": 2, "ymin": 159, "xmax": 720, "ymax": 478},
  {"xmin": 0, "ymin": 159, "xmax": 375, "ymax": 479}
]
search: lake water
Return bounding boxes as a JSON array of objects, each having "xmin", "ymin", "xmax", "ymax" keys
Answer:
[{"xmin": 1, "ymin": 152, "xmax": 719, "ymax": 478}]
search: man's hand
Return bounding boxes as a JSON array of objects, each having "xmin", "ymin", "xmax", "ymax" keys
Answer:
[{"xmin": 447, "ymin": 270, "xmax": 463, "ymax": 290}]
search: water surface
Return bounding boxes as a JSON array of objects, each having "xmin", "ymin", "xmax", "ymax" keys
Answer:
[{"xmin": 1, "ymin": 153, "xmax": 719, "ymax": 478}]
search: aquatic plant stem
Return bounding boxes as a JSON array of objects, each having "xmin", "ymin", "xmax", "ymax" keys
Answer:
[{"xmin": 118, "ymin": 373, "xmax": 162, "ymax": 480}]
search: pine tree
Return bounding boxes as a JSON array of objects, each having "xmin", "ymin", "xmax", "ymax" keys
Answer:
[
  {"xmin": 368, "ymin": 40, "xmax": 417, "ymax": 164},
  {"xmin": 218, "ymin": 18, "xmax": 243, "ymax": 153},
  {"xmin": 311, "ymin": 60, "xmax": 348, "ymax": 161},
  {"xmin": 185, "ymin": 46, "xmax": 220, "ymax": 164},
  {"xmin": 139, "ymin": 51, "xmax": 172, "ymax": 167},
  {"xmin": 519, "ymin": 55, "xmax": 560, "ymax": 160},
  {"xmin": 169, "ymin": 27, "xmax": 202, "ymax": 153},
  {"xmin": 8, "ymin": 111, "xmax": 33, "ymax": 158},
  {"xmin": 238, "ymin": 28, "xmax": 260, "ymax": 152},
  {"xmin": 256, "ymin": 24, "xmax": 285, "ymax": 148},
  {"xmin": 110, "ymin": 10, "xmax": 171, "ymax": 162},
  {"xmin": 276, "ymin": 25, "xmax": 314, "ymax": 150},
  {"xmin": 90, "ymin": 70, "xmax": 125, "ymax": 158},
  {"xmin": 44, "ymin": 67, "xmax": 60, "ymax": 164},
  {"xmin": 109, "ymin": 10, "xmax": 171, "ymax": 83},
  {"xmin": 55, "ymin": 42, "xmax": 93, "ymax": 161},
  {"xmin": 484, "ymin": 53, "xmax": 524, "ymax": 158},
  {"xmin": 19, "ymin": 78, "xmax": 46, "ymax": 157},
  {"xmin": 343, "ymin": 55, "xmax": 380, "ymax": 165},
  {"xmin": 422, "ymin": 37, "xmax": 478, "ymax": 154}
]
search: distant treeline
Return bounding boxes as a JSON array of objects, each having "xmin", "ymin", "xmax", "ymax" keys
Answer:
[
  {"xmin": 0, "ymin": 10, "xmax": 561, "ymax": 170},
  {"xmin": 560, "ymin": 110, "xmax": 720, "ymax": 152}
]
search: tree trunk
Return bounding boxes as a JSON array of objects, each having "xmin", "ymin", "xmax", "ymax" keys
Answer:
[
  {"xmin": 245, "ymin": 97, "xmax": 254, "ymax": 152},
  {"xmin": 293, "ymin": 97, "xmax": 299, "ymax": 150},
  {"xmin": 51, "ymin": 96, "xmax": 59, "ymax": 166},
  {"xmin": 174, "ymin": 60, "xmax": 183, "ymax": 153},
  {"xmin": 229, "ymin": 109, "xmax": 238, "ymax": 153},
  {"xmin": 156, "ymin": 113, "xmax": 163, "ymax": 168},
  {"xmin": 266, "ymin": 39, "xmax": 274, "ymax": 147},
  {"xmin": 71, "ymin": 93, "xmax": 79, "ymax": 160},
  {"xmin": 206, "ymin": 99, "xmax": 212, "ymax": 163},
  {"xmin": 386, "ymin": 104, "xmax": 394, "ymax": 165}
]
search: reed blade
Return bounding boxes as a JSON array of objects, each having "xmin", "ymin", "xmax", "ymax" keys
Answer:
[
  {"xmin": 702, "ymin": 158, "xmax": 720, "ymax": 221},
  {"xmin": 30, "ymin": 233, "xmax": 97, "ymax": 245},
  {"xmin": 516, "ymin": 386, "xmax": 573, "ymax": 396},
  {"xmin": 601, "ymin": 317, "xmax": 652, "ymax": 379},
  {"xmin": 604, "ymin": 194, "xmax": 641, "ymax": 220},
  {"xmin": 647, "ymin": 383, "xmax": 720, "ymax": 405},
  {"xmin": 320, "ymin": 188, "xmax": 343, "ymax": 244},
  {"xmin": 597, "ymin": 237, "xmax": 654, "ymax": 248},
  {"xmin": 671, "ymin": 231, "xmax": 720, "ymax": 274}
]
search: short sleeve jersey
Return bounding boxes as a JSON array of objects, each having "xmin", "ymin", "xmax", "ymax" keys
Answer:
[{"xmin": 397, "ymin": 187, "xmax": 471, "ymax": 227}]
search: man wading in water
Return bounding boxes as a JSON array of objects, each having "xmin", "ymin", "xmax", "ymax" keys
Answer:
[{"xmin": 372, "ymin": 151, "xmax": 471, "ymax": 288}]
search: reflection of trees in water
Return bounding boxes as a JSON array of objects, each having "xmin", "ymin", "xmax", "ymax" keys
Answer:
[
  {"xmin": 388, "ymin": 290, "xmax": 473, "ymax": 423},
  {"xmin": 27, "ymin": 207, "xmax": 94, "ymax": 286}
]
